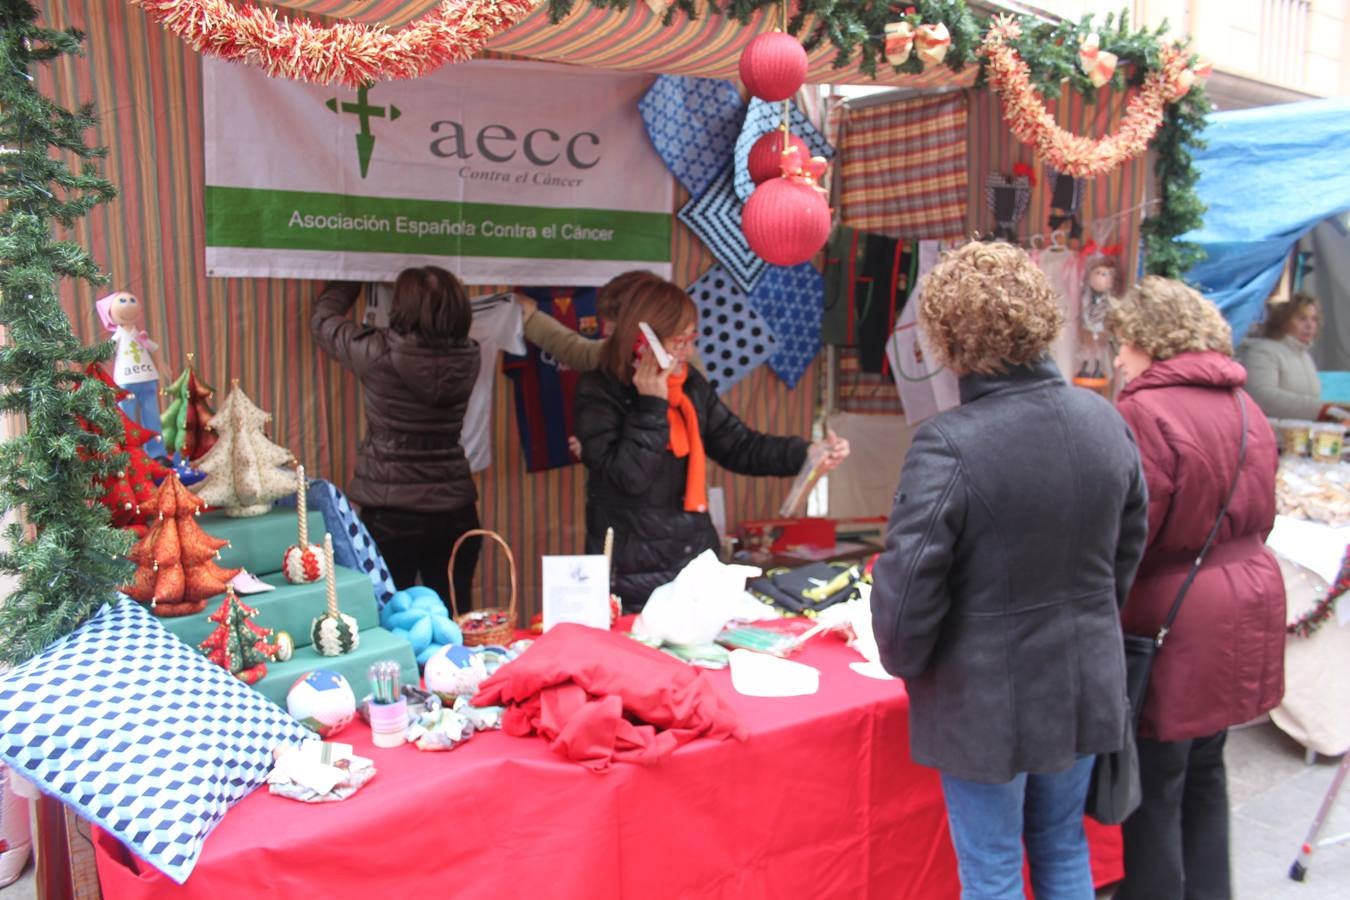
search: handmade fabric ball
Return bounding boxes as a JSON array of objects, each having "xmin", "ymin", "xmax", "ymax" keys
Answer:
[
  {"xmin": 311, "ymin": 611, "xmax": 360, "ymax": 657},
  {"xmin": 282, "ymin": 543, "xmax": 325, "ymax": 584},
  {"xmin": 742, "ymin": 177, "xmax": 832, "ymax": 267},
  {"xmin": 738, "ymin": 32, "xmax": 808, "ymax": 102},
  {"xmin": 424, "ymin": 644, "xmax": 490, "ymax": 698},
  {"xmin": 286, "ymin": 670, "xmax": 356, "ymax": 738},
  {"xmin": 747, "ymin": 131, "xmax": 810, "ymax": 187}
]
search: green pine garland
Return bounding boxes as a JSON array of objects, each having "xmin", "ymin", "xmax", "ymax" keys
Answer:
[{"xmin": 0, "ymin": 0, "xmax": 128, "ymax": 665}]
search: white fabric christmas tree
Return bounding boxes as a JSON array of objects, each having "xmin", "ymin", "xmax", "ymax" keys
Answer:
[{"xmin": 191, "ymin": 382, "xmax": 296, "ymax": 517}]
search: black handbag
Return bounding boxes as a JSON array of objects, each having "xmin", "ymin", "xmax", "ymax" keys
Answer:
[{"xmin": 1086, "ymin": 391, "xmax": 1249, "ymax": 824}]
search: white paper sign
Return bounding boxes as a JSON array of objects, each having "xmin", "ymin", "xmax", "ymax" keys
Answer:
[{"xmin": 542, "ymin": 555, "xmax": 611, "ymax": 632}]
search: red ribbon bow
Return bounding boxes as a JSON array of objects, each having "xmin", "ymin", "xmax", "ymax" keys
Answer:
[
  {"xmin": 1011, "ymin": 162, "xmax": 1037, "ymax": 186},
  {"xmin": 780, "ymin": 146, "xmax": 829, "ymax": 193},
  {"xmin": 1081, "ymin": 240, "xmax": 1123, "ymax": 258}
]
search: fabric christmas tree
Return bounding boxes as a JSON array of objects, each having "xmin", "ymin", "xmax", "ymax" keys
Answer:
[
  {"xmin": 124, "ymin": 473, "xmax": 241, "ymax": 616},
  {"xmin": 161, "ymin": 353, "xmax": 218, "ymax": 461},
  {"xmin": 78, "ymin": 364, "xmax": 171, "ymax": 536},
  {"xmin": 191, "ymin": 382, "xmax": 295, "ymax": 517},
  {"xmin": 199, "ymin": 585, "xmax": 279, "ymax": 684}
]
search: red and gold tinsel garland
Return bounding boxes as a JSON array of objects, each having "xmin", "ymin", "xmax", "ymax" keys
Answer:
[
  {"xmin": 980, "ymin": 16, "xmax": 1196, "ymax": 179},
  {"xmin": 129, "ymin": 0, "xmax": 540, "ymax": 87}
]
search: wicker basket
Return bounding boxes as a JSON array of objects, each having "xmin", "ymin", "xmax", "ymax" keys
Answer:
[{"xmin": 448, "ymin": 529, "xmax": 518, "ymax": 647}]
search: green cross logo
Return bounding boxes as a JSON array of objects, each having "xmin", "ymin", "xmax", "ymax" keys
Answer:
[{"xmin": 325, "ymin": 86, "xmax": 401, "ymax": 179}]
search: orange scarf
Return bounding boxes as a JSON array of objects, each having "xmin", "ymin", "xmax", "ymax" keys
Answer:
[{"xmin": 664, "ymin": 368, "xmax": 707, "ymax": 513}]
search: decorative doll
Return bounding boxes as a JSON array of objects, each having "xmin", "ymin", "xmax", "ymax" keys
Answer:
[
  {"xmin": 1073, "ymin": 257, "xmax": 1121, "ymax": 393},
  {"xmin": 97, "ymin": 291, "xmax": 168, "ymax": 459}
]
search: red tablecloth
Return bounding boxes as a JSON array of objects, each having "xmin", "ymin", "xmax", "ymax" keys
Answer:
[{"xmin": 93, "ymin": 636, "xmax": 1121, "ymax": 898}]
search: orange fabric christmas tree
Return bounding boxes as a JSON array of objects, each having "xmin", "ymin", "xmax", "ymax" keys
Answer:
[{"xmin": 124, "ymin": 473, "xmax": 241, "ymax": 617}]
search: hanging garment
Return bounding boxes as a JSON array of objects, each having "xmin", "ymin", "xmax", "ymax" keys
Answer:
[
  {"xmin": 464, "ymin": 297, "xmax": 526, "ymax": 472},
  {"xmin": 1033, "ymin": 246, "xmax": 1083, "ymax": 380},
  {"xmin": 503, "ymin": 287, "xmax": 600, "ymax": 472},
  {"xmin": 821, "ymin": 226, "xmax": 919, "ymax": 372},
  {"xmin": 838, "ymin": 92, "xmax": 968, "ymax": 241},
  {"xmin": 886, "ymin": 241, "xmax": 959, "ymax": 424}
]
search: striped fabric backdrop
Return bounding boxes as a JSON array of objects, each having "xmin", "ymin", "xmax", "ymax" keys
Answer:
[
  {"xmin": 965, "ymin": 88, "xmax": 1151, "ymax": 280},
  {"xmin": 37, "ymin": 0, "xmax": 818, "ymax": 620},
  {"xmin": 837, "ymin": 91, "xmax": 970, "ymax": 240}
]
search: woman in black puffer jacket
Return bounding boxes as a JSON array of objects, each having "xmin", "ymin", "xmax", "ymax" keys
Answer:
[
  {"xmin": 574, "ymin": 277, "xmax": 849, "ymax": 612},
  {"xmin": 311, "ymin": 268, "xmax": 482, "ymax": 613}
]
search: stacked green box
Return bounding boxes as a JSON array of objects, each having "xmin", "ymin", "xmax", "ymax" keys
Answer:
[{"xmin": 158, "ymin": 507, "xmax": 417, "ymax": 707}]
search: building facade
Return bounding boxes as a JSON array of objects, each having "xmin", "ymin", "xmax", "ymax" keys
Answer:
[{"xmin": 1029, "ymin": 0, "xmax": 1350, "ymax": 107}]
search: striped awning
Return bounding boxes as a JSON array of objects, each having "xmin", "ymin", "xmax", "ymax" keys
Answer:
[{"xmin": 263, "ymin": 0, "xmax": 978, "ymax": 88}]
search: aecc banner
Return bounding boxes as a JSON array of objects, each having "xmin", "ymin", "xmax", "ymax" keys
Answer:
[{"xmin": 203, "ymin": 59, "xmax": 674, "ymax": 285}]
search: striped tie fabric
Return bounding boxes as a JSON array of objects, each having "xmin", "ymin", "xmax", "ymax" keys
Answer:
[{"xmin": 838, "ymin": 92, "xmax": 969, "ymax": 241}]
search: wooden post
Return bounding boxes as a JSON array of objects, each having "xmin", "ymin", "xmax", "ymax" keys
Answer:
[{"xmin": 35, "ymin": 793, "xmax": 75, "ymax": 900}]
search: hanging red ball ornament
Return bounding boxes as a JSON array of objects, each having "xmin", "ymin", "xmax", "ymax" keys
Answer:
[
  {"xmin": 738, "ymin": 32, "xmax": 808, "ymax": 102},
  {"xmin": 742, "ymin": 177, "xmax": 832, "ymax": 267},
  {"xmin": 747, "ymin": 131, "xmax": 811, "ymax": 186}
]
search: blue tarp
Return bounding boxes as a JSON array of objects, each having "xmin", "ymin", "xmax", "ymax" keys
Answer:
[{"xmin": 1183, "ymin": 97, "xmax": 1350, "ymax": 340}]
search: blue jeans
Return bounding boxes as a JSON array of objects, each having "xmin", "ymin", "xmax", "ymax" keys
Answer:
[
  {"xmin": 118, "ymin": 379, "xmax": 165, "ymax": 459},
  {"xmin": 940, "ymin": 755, "xmax": 1096, "ymax": 900}
]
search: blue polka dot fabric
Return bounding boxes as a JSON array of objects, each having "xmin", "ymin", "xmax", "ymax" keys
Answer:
[
  {"xmin": 638, "ymin": 75, "xmax": 746, "ymax": 199},
  {"xmin": 734, "ymin": 98, "xmax": 835, "ymax": 203},
  {"xmin": 749, "ymin": 263, "xmax": 825, "ymax": 389},
  {"xmin": 687, "ymin": 265, "xmax": 777, "ymax": 394},
  {"xmin": 677, "ymin": 164, "xmax": 769, "ymax": 296}
]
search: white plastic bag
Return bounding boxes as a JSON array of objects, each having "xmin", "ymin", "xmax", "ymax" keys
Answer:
[{"xmin": 634, "ymin": 550, "xmax": 762, "ymax": 646}]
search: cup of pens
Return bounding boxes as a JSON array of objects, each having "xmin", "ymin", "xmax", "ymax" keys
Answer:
[{"xmin": 367, "ymin": 661, "xmax": 408, "ymax": 749}]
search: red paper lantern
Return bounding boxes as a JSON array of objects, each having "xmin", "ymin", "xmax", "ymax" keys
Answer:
[
  {"xmin": 748, "ymin": 131, "xmax": 811, "ymax": 187},
  {"xmin": 742, "ymin": 177, "xmax": 832, "ymax": 267},
  {"xmin": 739, "ymin": 32, "xmax": 808, "ymax": 102}
]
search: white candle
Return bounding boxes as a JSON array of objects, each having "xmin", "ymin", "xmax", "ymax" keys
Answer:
[{"xmin": 324, "ymin": 532, "xmax": 337, "ymax": 616}]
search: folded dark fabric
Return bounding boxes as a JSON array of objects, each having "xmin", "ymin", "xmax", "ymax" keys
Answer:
[{"xmin": 748, "ymin": 562, "xmax": 864, "ymax": 615}]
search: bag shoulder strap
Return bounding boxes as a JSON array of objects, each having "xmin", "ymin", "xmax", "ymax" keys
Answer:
[{"xmin": 1155, "ymin": 389, "xmax": 1250, "ymax": 648}]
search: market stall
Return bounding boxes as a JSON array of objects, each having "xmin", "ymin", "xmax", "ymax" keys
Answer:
[
  {"xmin": 0, "ymin": 0, "xmax": 1216, "ymax": 895},
  {"xmin": 1264, "ymin": 432, "xmax": 1350, "ymax": 758}
]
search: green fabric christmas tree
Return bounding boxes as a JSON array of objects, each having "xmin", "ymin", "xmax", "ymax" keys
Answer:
[
  {"xmin": 0, "ymin": 1, "xmax": 127, "ymax": 664},
  {"xmin": 199, "ymin": 585, "xmax": 279, "ymax": 684},
  {"xmin": 161, "ymin": 353, "xmax": 218, "ymax": 461}
]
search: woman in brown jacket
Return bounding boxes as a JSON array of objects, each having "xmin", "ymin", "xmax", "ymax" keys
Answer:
[
  {"xmin": 1110, "ymin": 277, "xmax": 1286, "ymax": 900},
  {"xmin": 311, "ymin": 268, "xmax": 482, "ymax": 613}
]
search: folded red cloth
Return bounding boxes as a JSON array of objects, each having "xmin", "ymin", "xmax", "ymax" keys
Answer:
[{"xmin": 472, "ymin": 624, "xmax": 747, "ymax": 771}]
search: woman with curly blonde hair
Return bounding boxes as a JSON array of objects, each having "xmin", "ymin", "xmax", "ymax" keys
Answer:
[
  {"xmin": 1108, "ymin": 276, "xmax": 1284, "ymax": 900},
  {"xmin": 872, "ymin": 241, "xmax": 1149, "ymax": 899}
]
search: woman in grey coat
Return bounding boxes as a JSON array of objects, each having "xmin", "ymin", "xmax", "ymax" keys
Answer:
[{"xmin": 871, "ymin": 241, "xmax": 1149, "ymax": 900}]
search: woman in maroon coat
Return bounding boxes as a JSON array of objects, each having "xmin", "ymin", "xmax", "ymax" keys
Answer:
[{"xmin": 1109, "ymin": 276, "xmax": 1286, "ymax": 900}]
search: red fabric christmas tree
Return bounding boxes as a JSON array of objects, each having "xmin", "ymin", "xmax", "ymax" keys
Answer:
[
  {"xmin": 79, "ymin": 364, "xmax": 170, "ymax": 536},
  {"xmin": 199, "ymin": 586, "xmax": 278, "ymax": 684},
  {"xmin": 161, "ymin": 355, "xmax": 218, "ymax": 461},
  {"xmin": 123, "ymin": 473, "xmax": 241, "ymax": 617}
]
